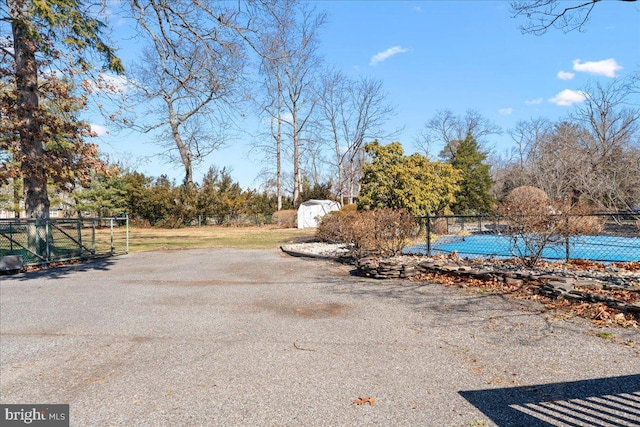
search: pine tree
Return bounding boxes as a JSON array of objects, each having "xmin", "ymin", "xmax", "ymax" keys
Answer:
[
  {"xmin": 1, "ymin": 0, "xmax": 123, "ymax": 218},
  {"xmin": 448, "ymin": 132, "xmax": 494, "ymax": 214}
]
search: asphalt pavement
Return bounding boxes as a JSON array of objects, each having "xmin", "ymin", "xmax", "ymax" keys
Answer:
[{"xmin": 1, "ymin": 249, "xmax": 639, "ymax": 426}]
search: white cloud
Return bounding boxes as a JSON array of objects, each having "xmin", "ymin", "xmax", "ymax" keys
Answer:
[
  {"xmin": 557, "ymin": 71, "xmax": 575, "ymax": 80},
  {"xmin": 101, "ymin": 73, "xmax": 131, "ymax": 92},
  {"xmin": 85, "ymin": 73, "xmax": 131, "ymax": 94},
  {"xmin": 413, "ymin": 6, "xmax": 423, "ymax": 13},
  {"xmin": 263, "ymin": 111, "xmax": 294, "ymax": 127},
  {"xmin": 549, "ymin": 89, "xmax": 587, "ymax": 106},
  {"xmin": 370, "ymin": 46, "xmax": 409, "ymax": 66},
  {"xmin": 498, "ymin": 108, "xmax": 513, "ymax": 115},
  {"xmin": 572, "ymin": 58, "xmax": 622, "ymax": 78},
  {"xmin": 42, "ymin": 69, "xmax": 64, "ymax": 79},
  {"xmin": 525, "ymin": 98, "xmax": 543, "ymax": 105},
  {"xmin": 90, "ymin": 123, "xmax": 109, "ymax": 136}
]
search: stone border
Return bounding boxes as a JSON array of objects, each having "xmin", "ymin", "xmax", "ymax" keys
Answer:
[
  {"xmin": 280, "ymin": 244, "xmax": 353, "ymax": 263},
  {"xmin": 356, "ymin": 256, "xmax": 640, "ymax": 315},
  {"xmin": 279, "ymin": 246, "xmax": 337, "ymax": 260}
]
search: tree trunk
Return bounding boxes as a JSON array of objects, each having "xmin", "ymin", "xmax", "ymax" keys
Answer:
[
  {"xmin": 276, "ymin": 89, "xmax": 283, "ymax": 211},
  {"xmin": 347, "ymin": 160, "xmax": 355, "ymax": 205},
  {"xmin": 11, "ymin": 0, "xmax": 49, "ymax": 218},
  {"xmin": 334, "ymin": 136, "xmax": 344, "ymax": 205},
  {"xmin": 276, "ymin": 132, "xmax": 282, "ymax": 211},
  {"xmin": 12, "ymin": 179, "xmax": 21, "ymax": 218},
  {"xmin": 292, "ymin": 111, "xmax": 300, "ymax": 207},
  {"xmin": 168, "ymin": 103, "xmax": 193, "ymax": 186}
]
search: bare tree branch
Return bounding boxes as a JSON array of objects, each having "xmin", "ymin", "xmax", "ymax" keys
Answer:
[
  {"xmin": 125, "ymin": 0, "xmax": 255, "ymax": 186},
  {"xmin": 416, "ymin": 109, "xmax": 501, "ymax": 161},
  {"xmin": 510, "ymin": 0, "xmax": 635, "ymax": 35},
  {"xmin": 318, "ymin": 70, "xmax": 397, "ymax": 204}
]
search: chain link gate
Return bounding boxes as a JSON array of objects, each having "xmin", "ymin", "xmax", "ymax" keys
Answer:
[{"xmin": 0, "ymin": 217, "xmax": 129, "ymax": 269}]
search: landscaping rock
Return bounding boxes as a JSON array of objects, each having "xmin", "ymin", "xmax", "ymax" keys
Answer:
[{"xmin": 505, "ymin": 277, "xmax": 525, "ymax": 286}]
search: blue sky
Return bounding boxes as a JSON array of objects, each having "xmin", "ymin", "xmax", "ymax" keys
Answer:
[{"xmin": 92, "ymin": 1, "xmax": 640, "ymax": 189}]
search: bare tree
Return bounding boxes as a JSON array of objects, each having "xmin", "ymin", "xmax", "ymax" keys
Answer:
[
  {"xmin": 510, "ymin": 0, "xmax": 637, "ymax": 35},
  {"xmin": 508, "ymin": 117, "xmax": 552, "ymax": 169},
  {"xmin": 283, "ymin": 6, "xmax": 325, "ymax": 207},
  {"xmin": 299, "ymin": 120, "xmax": 328, "ymax": 189},
  {"xmin": 415, "ymin": 109, "xmax": 501, "ymax": 160},
  {"xmin": 569, "ymin": 77, "xmax": 640, "ymax": 209},
  {"xmin": 254, "ymin": 1, "xmax": 326, "ymax": 207},
  {"xmin": 125, "ymin": 0, "xmax": 255, "ymax": 187},
  {"xmin": 494, "ymin": 77, "xmax": 640, "ymax": 210},
  {"xmin": 319, "ymin": 70, "xmax": 397, "ymax": 204},
  {"xmin": 253, "ymin": 0, "xmax": 295, "ymax": 210},
  {"xmin": 530, "ymin": 121, "xmax": 592, "ymax": 203}
]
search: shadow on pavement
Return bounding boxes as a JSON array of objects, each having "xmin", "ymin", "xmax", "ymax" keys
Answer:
[
  {"xmin": 459, "ymin": 374, "xmax": 640, "ymax": 426},
  {"xmin": 327, "ymin": 278, "xmax": 552, "ymax": 332},
  {"xmin": 5, "ymin": 257, "xmax": 118, "ymax": 282}
]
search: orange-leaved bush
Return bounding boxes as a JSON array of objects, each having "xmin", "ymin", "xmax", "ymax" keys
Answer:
[
  {"xmin": 272, "ymin": 209, "xmax": 297, "ymax": 228},
  {"xmin": 317, "ymin": 207, "xmax": 417, "ymax": 257}
]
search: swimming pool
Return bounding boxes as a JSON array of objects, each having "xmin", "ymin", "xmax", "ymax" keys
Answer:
[{"xmin": 406, "ymin": 234, "xmax": 640, "ymax": 262}]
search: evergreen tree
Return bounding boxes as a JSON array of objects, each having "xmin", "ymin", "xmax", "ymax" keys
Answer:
[
  {"xmin": 448, "ymin": 132, "xmax": 494, "ymax": 214},
  {"xmin": 74, "ymin": 168, "xmax": 128, "ymax": 217},
  {"xmin": 358, "ymin": 141, "xmax": 461, "ymax": 216},
  {"xmin": 197, "ymin": 166, "xmax": 248, "ymax": 219},
  {"xmin": 299, "ymin": 178, "xmax": 334, "ymax": 203},
  {"xmin": 1, "ymin": 0, "xmax": 123, "ymax": 218}
]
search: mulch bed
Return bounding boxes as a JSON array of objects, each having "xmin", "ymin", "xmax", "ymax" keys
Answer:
[{"xmin": 410, "ymin": 267, "xmax": 640, "ymax": 329}]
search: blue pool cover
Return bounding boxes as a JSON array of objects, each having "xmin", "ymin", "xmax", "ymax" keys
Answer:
[{"xmin": 406, "ymin": 234, "xmax": 640, "ymax": 262}]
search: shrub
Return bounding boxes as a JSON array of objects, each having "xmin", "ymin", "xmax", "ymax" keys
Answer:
[
  {"xmin": 272, "ymin": 209, "xmax": 297, "ymax": 228},
  {"xmin": 498, "ymin": 187, "xmax": 607, "ymax": 267},
  {"xmin": 498, "ymin": 186, "xmax": 559, "ymax": 267},
  {"xmin": 316, "ymin": 209, "xmax": 357, "ymax": 244},
  {"xmin": 432, "ymin": 217, "xmax": 449, "ymax": 235},
  {"xmin": 561, "ymin": 202, "xmax": 605, "ymax": 235},
  {"xmin": 341, "ymin": 203, "xmax": 358, "ymax": 213},
  {"xmin": 315, "ymin": 204, "xmax": 360, "ymax": 243},
  {"xmin": 368, "ymin": 208, "xmax": 417, "ymax": 256},
  {"xmin": 501, "ymin": 186, "xmax": 551, "ymax": 217},
  {"xmin": 317, "ymin": 208, "xmax": 417, "ymax": 257}
]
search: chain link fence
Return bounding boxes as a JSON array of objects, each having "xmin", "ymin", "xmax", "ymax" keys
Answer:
[
  {"xmin": 0, "ymin": 217, "xmax": 129, "ymax": 268},
  {"xmin": 411, "ymin": 212, "xmax": 640, "ymax": 263},
  {"xmin": 190, "ymin": 214, "xmax": 274, "ymax": 227}
]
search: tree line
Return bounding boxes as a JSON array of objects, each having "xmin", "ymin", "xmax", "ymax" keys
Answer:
[
  {"xmin": 1, "ymin": 0, "xmax": 638, "ymax": 222},
  {"xmin": 67, "ymin": 165, "xmax": 332, "ymax": 226}
]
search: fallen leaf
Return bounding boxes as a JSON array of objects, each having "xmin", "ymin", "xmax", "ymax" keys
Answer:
[{"xmin": 352, "ymin": 396, "xmax": 375, "ymax": 406}]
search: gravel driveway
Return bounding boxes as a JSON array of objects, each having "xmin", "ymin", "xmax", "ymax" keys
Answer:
[{"xmin": 1, "ymin": 249, "xmax": 639, "ymax": 426}]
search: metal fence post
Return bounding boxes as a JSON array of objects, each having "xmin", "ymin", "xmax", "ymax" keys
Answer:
[
  {"xmin": 564, "ymin": 215, "xmax": 570, "ymax": 262},
  {"xmin": 77, "ymin": 218, "xmax": 83, "ymax": 256},
  {"xmin": 91, "ymin": 218, "xmax": 96, "ymax": 254},
  {"xmin": 426, "ymin": 214, "xmax": 432, "ymax": 257},
  {"xmin": 110, "ymin": 218, "xmax": 114, "ymax": 253},
  {"xmin": 44, "ymin": 219, "xmax": 50, "ymax": 263},
  {"xmin": 126, "ymin": 215, "xmax": 129, "ymax": 253}
]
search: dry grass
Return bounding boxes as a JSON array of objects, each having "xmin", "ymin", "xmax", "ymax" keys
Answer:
[{"xmin": 116, "ymin": 226, "xmax": 316, "ymax": 253}]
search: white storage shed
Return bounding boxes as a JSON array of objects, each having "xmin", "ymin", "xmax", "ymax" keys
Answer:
[{"xmin": 297, "ymin": 200, "xmax": 341, "ymax": 229}]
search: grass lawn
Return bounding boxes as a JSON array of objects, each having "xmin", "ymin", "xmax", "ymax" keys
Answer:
[{"xmin": 119, "ymin": 226, "xmax": 317, "ymax": 254}]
